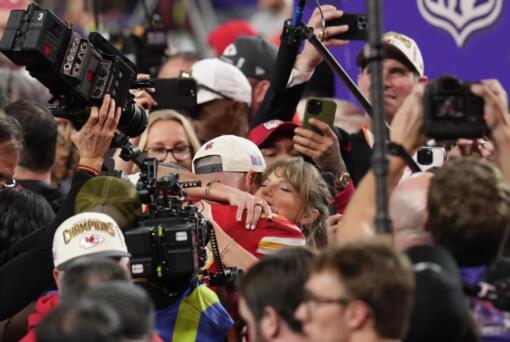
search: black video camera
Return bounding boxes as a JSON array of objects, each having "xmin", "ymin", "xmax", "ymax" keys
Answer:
[
  {"xmin": 0, "ymin": 3, "xmax": 148, "ymax": 137},
  {"xmin": 423, "ymin": 76, "xmax": 488, "ymax": 140},
  {"xmin": 124, "ymin": 160, "xmax": 210, "ymax": 290}
]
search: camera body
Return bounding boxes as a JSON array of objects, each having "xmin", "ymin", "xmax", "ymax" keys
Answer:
[
  {"xmin": 0, "ymin": 4, "xmax": 147, "ymax": 137},
  {"xmin": 125, "ymin": 212, "xmax": 210, "ymax": 286},
  {"xmin": 122, "ymin": 162, "xmax": 210, "ymax": 289},
  {"xmin": 423, "ymin": 76, "xmax": 488, "ymax": 140}
]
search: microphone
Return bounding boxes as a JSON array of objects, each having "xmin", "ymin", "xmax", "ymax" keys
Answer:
[{"xmin": 270, "ymin": 0, "xmax": 307, "ymax": 92}]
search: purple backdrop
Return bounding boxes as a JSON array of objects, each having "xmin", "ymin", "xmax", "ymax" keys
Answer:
[{"xmin": 296, "ymin": 0, "xmax": 509, "ymax": 105}]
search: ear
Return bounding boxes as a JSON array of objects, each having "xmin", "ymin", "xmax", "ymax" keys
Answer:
[
  {"xmin": 253, "ymin": 80, "xmax": 270, "ymax": 106},
  {"xmin": 53, "ymin": 269, "xmax": 63, "ymax": 290},
  {"xmin": 243, "ymin": 170, "xmax": 259, "ymax": 194},
  {"xmin": 229, "ymin": 101, "xmax": 248, "ymax": 118},
  {"xmin": 298, "ymin": 208, "xmax": 319, "ymax": 227},
  {"xmin": 344, "ymin": 300, "xmax": 370, "ymax": 331},
  {"xmin": 259, "ymin": 306, "xmax": 281, "ymax": 339}
]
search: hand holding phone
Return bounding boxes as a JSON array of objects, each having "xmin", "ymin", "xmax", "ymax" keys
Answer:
[
  {"xmin": 326, "ymin": 13, "xmax": 368, "ymax": 41},
  {"xmin": 302, "ymin": 97, "xmax": 337, "ymax": 135},
  {"xmin": 151, "ymin": 78, "xmax": 197, "ymax": 110}
]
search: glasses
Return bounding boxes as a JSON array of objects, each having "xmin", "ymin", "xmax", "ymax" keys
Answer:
[
  {"xmin": 302, "ymin": 291, "xmax": 351, "ymax": 315},
  {"xmin": 144, "ymin": 145, "xmax": 191, "ymax": 162}
]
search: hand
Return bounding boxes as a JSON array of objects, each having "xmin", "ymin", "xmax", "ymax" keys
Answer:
[
  {"xmin": 326, "ymin": 213, "xmax": 342, "ymax": 237},
  {"xmin": 130, "ymin": 73, "xmax": 157, "ymax": 110},
  {"xmin": 71, "ymin": 94, "xmax": 121, "ymax": 170},
  {"xmin": 228, "ymin": 190, "xmax": 272, "ymax": 230},
  {"xmin": 293, "ymin": 118, "xmax": 346, "ymax": 174},
  {"xmin": 448, "ymin": 138, "xmax": 496, "ymax": 162},
  {"xmin": 471, "ymin": 79, "xmax": 510, "ymax": 143},
  {"xmin": 295, "ymin": 5, "xmax": 349, "ymax": 73},
  {"xmin": 389, "ymin": 83, "xmax": 427, "ymax": 154}
]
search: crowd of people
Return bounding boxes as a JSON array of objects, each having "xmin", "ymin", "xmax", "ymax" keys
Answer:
[{"xmin": 0, "ymin": 1, "xmax": 509, "ymax": 342}]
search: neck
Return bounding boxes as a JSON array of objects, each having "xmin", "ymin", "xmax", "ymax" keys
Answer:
[
  {"xmin": 14, "ymin": 166, "xmax": 52, "ymax": 184},
  {"xmin": 352, "ymin": 330, "xmax": 400, "ymax": 342}
]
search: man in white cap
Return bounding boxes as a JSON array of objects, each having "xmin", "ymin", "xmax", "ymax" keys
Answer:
[
  {"xmin": 20, "ymin": 212, "xmax": 132, "ymax": 342},
  {"xmin": 192, "ymin": 135, "xmax": 306, "ymax": 271},
  {"xmin": 190, "ymin": 58, "xmax": 252, "ymax": 143}
]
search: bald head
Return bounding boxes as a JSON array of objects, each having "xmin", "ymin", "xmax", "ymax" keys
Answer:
[{"xmin": 390, "ymin": 173, "xmax": 433, "ymax": 250}]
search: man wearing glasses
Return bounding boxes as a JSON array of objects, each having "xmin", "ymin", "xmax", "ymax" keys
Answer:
[
  {"xmin": 190, "ymin": 58, "xmax": 252, "ymax": 144},
  {"xmin": 295, "ymin": 239, "xmax": 414, "ymax": 342},
  {"xmin": 0, "ymin": 112, "xmax": 23, "ymax": 190}
]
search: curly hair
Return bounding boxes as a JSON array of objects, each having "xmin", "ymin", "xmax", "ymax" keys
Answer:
[{"xmin": 426, "ymin": 157, "xmax": 510, "ymax": 266}]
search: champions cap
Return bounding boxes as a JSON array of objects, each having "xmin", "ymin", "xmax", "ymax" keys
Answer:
[
  {"xmin": 356, "ymin": 31, "xmax": 424, "ymax": 77},
  {"xmin": 53, "ymin": 212, "xmax": 130, "ymax": 271}
]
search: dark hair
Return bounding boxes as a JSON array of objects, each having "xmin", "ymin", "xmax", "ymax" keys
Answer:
[
  {"xmin": 60, "ymin": 258, "xmax": 130, "ymax": 303},
  {"xmin": 0, "ymin": 111, "xmax": 23, "ymax": 149},
  {"xmin": 36, "ymin": 300, "xmax": 121, "ymax": 342},
  {"xmin": 427, "ymin": 157, "xmax": 510, "ymax": 266},
  {"xmin": 239, "ymin": 247, "xmax": 315, "ymax": 332},
  {"xmin": 0, "ymin": 188, "xmax": 55, "ymax": 251},
  {"xmin": 313, "ymin": 239, "xmax": 414, "ymax": 339},
  {"xmin": 83, "ymin": 281, "xmax": 155, "ymax": 340},
  {"xmin": 4, "ymin": 100, "xmax": 57, "ymax": 171}
]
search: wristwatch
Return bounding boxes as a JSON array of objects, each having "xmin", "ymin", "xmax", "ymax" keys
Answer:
[{"xmin": 334, "ymin": 171, "xmax": 351, "ymax": 192}]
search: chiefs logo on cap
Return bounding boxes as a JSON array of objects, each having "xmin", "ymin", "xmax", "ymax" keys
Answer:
[
  {"xmin": 263, "ymin": 120, "xmax": 284, "ymax": 130},
  {"xmin": 79, "ymin": 234, "xmax": 105, "ymax": 249}
]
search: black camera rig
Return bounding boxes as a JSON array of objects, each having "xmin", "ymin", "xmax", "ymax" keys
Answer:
[
  {"xmin": 114, "ymin": 134, "xmax": 240, "ymax": 295},
  {"xmin": 0, "ymin": 3, "xmax": 148, "ymax": 137},
  {"xmin": 423, "ymin": 76, "xmax": 488, "ymax": 140}
]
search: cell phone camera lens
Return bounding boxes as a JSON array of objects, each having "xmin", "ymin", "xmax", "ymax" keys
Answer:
[
  {"xmin": 417, "ymin": 148, "xmax": 433, "ymax": 165},
  {"xmin": 308, "ymin": 100, "xmax": 322, "ymax": 115}
]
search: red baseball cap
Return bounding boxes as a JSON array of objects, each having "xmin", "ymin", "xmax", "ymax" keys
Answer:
[
  {"xmin": 207, "ymin": 20, "xmax": 258, "ymax": 56},
  {"xmin": 248, "ymin": 120, "xmax": 299, "ymax": 147}
]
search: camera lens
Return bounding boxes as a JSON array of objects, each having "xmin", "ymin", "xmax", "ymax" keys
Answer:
[
  {"xmin": 308, "ymin": 100, "xmax": 322, "ymax": 115},
  {"xmin": 417, "ymin": 148, "xmax": 433, "ymax": 165}
]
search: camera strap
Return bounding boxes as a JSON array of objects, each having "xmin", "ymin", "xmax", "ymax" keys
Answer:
[{"xmin": 387, "ymin": 142, "xmax": 422, "ymax": 173}]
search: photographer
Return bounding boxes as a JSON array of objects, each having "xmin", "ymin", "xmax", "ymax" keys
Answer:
[{"xmin": 0, "ymin": 95, "xmax": 121, "ymax": 320}]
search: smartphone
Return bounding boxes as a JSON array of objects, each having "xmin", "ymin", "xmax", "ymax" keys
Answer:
[
  {"xmin": 302, "ymin": 97, "xmax": 337, "ymax": 134},
  {"xmin": 326, "ymin": 13, "xmax": 368, "ymax": 41},
  {"xmin": 152, "ymin": 78, "xmax": 197, "ymax": 110},
  {"xmin": 413, "ymin": 147, "xmax": 447, "ymax": 171}
]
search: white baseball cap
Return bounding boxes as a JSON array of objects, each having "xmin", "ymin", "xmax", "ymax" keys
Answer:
[
  {"xmin": 192, "ymin": 58, "xmax": 252, "ymax": 106},
  {"xmin": 53, "ymin": 212, "xmax": 130, "ymax": 271},
  {"xmin": 192, "ymin": 135, "xmax": 266, "ymax": 174},
  {"xmin": 356, "ymin": 31, "xmax": 424, "ymax": 77}
]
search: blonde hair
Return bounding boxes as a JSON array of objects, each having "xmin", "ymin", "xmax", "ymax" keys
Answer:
[
  {"xmin": 133, "ymin": 110, "xmax": 201, "ymax": 173},
  {"xmin": 257, "ymin": 157, "xmax": 331, "ymax": 249}
]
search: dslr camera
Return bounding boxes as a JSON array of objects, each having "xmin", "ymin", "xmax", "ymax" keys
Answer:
[
  {"xmin": 0, "ymin": 3, "xmax": 148, "ymax": 137},
  {"xmin": 423, "ymin": 76, "xmax": 488, "ymax": 140}
]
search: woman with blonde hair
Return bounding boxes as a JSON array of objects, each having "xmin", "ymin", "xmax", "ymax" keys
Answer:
[
  {"xmin": 116, "ymin": 109, "xmax": 201, "ymax": 173},
  {"xmin": 255, "ymin": 157, "xmax": 331, "ymax": 249}
]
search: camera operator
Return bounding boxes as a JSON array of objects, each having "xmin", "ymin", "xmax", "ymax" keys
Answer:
[{"xmin": 0, "ymin": 95, "xmax": 121, "ymax": 320}]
